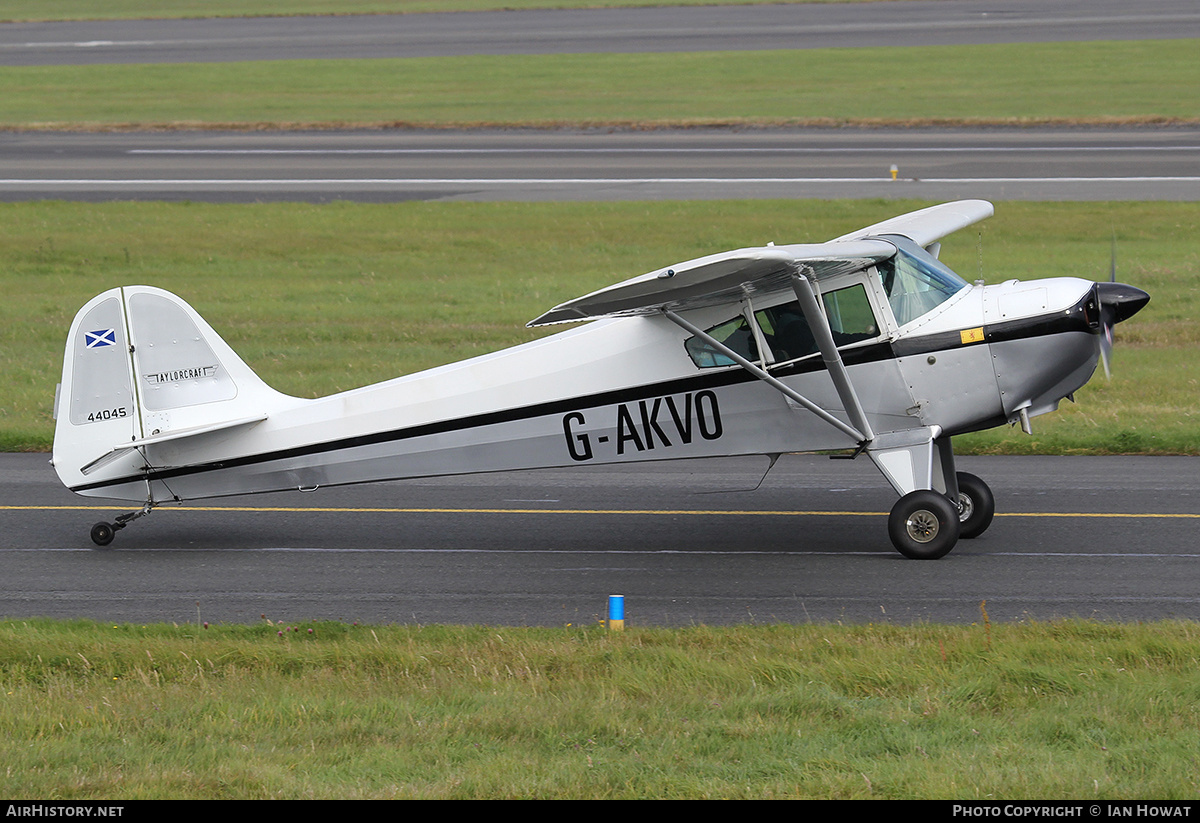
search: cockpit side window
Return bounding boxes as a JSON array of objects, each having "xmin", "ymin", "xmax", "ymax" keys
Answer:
[
  {"xmin": 877, "ymin": 235, "xmax": 969, "ymax": 327},
  {"xmin": 685, "ymin": 283, "xmax": 880, "ymax": 369},
  {"xmin": 684, "ymin": 314, "xmax": 759, "ymax": 368},
  {"xmin": 754, "ymin": 303, "xmax": 816, "ymax": 363},
  {"xmin": 820, "ymin": 283, "xmax": 878, "ymax": 346}
]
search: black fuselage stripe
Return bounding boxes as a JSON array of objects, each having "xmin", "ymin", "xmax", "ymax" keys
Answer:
[{"xmin": 70, "ymin": 367, "xmax": 755, "ymax": 492}]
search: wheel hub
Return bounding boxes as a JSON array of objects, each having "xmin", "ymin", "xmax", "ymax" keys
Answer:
[
  {"xmin": 905, "ymin": 509, "xmax": 941, "ymax": 543},
  {"xmin": 957, "ymin": 492, "xmax": 975, "ymax": 523}
]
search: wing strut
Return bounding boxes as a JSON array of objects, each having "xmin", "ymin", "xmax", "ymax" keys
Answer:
[
  {"xmin": 660, "ymin": 309, "xmax": 868, "ymax": 445},
  {"xmin": 788, "ymin": 267, "xmax": 876, "ymax": 444}
]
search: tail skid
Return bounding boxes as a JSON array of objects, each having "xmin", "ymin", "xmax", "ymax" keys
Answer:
[{"xmin": 52, "ymin": 286, "xmax": 294, "ymax": 505}]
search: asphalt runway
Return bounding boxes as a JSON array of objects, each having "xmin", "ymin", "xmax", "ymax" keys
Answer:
[
  {"xmin": 2, "ymin": 0, "xmax": 1197, "ymax": 65},
  {"xmin": 2, "ymin": 453, "xmax": 1198, "ymax": 626},
  {"xmin": 2, "ymin": 4, "xmax": 1196, "ymax": 626},
  {"xmin": 4, "ymin": 127, "xmax": 1199, "ymax": 202}
]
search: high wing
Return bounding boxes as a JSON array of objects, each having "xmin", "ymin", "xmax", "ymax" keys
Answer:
[
  {"xmin": 527, "ymin": 240, "xmax": 894, "ymax": 327},
  {"xmin": 832, "ymin": 199, "xmax": 994, "ymax": 247},
  {"xmin": 527, "ymin": 200, "xmax": 994, "ymax": 327}
]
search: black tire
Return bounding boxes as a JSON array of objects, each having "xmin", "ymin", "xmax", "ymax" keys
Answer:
[
  {"xmin": 90, "ymin": 522, "xmax": 115, "ymax": 548},
  {"xmin": 955, "ymin": 472, "xmax": 995, "ymax": 539},
  {"xmin": 888, "ymin": 490, "xmax": 960, "ymax": 559}
]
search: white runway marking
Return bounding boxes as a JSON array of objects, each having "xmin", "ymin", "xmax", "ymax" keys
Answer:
[
  {"xmin": 125, "ymin": 146, "xmax": 1200, "ymax": 155},
  {"xmin": 4, "ymin": 177, "xmax": 1199, "ymax": 186}
]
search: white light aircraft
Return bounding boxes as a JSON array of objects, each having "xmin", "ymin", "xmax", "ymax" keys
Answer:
[{"xmin": 52, "ymin": 200, "xmax": 1148, "ymax": 558}]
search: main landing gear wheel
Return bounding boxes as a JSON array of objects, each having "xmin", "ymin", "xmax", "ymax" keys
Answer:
[
  {"xmin": 955, "ymin": 471, "xmax": 995, "ymax": 539},
  {"xmin": 888, "ymin": 490, "xmax": 961, "ymax": 560}
]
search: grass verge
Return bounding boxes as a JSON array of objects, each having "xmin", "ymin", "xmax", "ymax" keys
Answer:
[
  {"xmin": 2, "ymin": 617, "xmax": 1199, "ymax": 799},
  {"xmin": 3, "ymin": 40, "xmax": 1199, "ymax": 130},
  {"xmin": 1, "ymin": 0, "xmax": 861, "ymax": 23},
  {"xmin": 2, "ymin": 199, "xmax": 1195, "ymax": 453}
]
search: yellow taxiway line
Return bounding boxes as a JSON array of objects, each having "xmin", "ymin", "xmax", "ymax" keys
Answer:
[{"xmin": 3, "ymin": 505, "xmax": 1197, "ymax": 519}]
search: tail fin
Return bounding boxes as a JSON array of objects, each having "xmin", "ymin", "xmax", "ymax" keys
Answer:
[{"xmin": 53, "ymin": 286, "xmax": 290, "ymax": 498}]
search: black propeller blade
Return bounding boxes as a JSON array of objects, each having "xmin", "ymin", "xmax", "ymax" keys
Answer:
[{"xmin": 1094, "ymin": 281, "xmax": 1150, "ymax": 377}]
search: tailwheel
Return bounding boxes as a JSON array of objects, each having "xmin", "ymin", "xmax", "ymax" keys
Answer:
[
  {"xmin": 888, "ymin": 490, "xmax": 960, "ymax": 560},
  {"xmin": 955, "ymin": 472, "xmax": 995, "ymax": 539},
  {"xmin": 88, "ymin": 502, "xmax": 155, "ymax": 549},
  {"xmin": 90, "ymin": 522, "xmax": 116, "ymax": 548}
]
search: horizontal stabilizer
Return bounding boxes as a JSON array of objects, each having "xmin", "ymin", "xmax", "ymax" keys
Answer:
[
  {"xmin": 79, "ymin": 414, "xmax": 269, "ymax": 476},
  {"xmin": 127, "ymin": 413, "xmax": 269, "ymax": 450}
]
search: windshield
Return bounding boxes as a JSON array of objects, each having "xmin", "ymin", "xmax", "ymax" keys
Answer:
[{"xmin": 877, "ymin": 235, "xmax": 969, "ymax": 326}]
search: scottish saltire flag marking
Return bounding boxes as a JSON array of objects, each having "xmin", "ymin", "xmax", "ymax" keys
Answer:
[{"xmin": 85, "ymin": 329, "xmax": 116, "ymax": 348}]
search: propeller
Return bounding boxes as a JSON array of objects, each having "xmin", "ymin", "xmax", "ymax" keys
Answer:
[
  {"xmin": 1094, "ymin": 234, "xmax": 1149, "ymax": 377},
  {"xmin": 1101, "ymin": 234, "xmax": 1116, "ymax": 377}
]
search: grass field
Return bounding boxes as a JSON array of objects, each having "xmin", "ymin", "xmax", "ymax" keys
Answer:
[
  {"xmin": 2, "ymin": 618, "xmax": 1200, "ymax": 799},
  {"xmin": 2, "ymin": 199, "xmax": 1195, "ymax": 454},
  {"xmin": 3, "ymin": 0, "xmax": 865, "ymax": 23},
  {"xmin": 4, "ymin": 39, "xmax": 1198, "ymax": 130}
]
